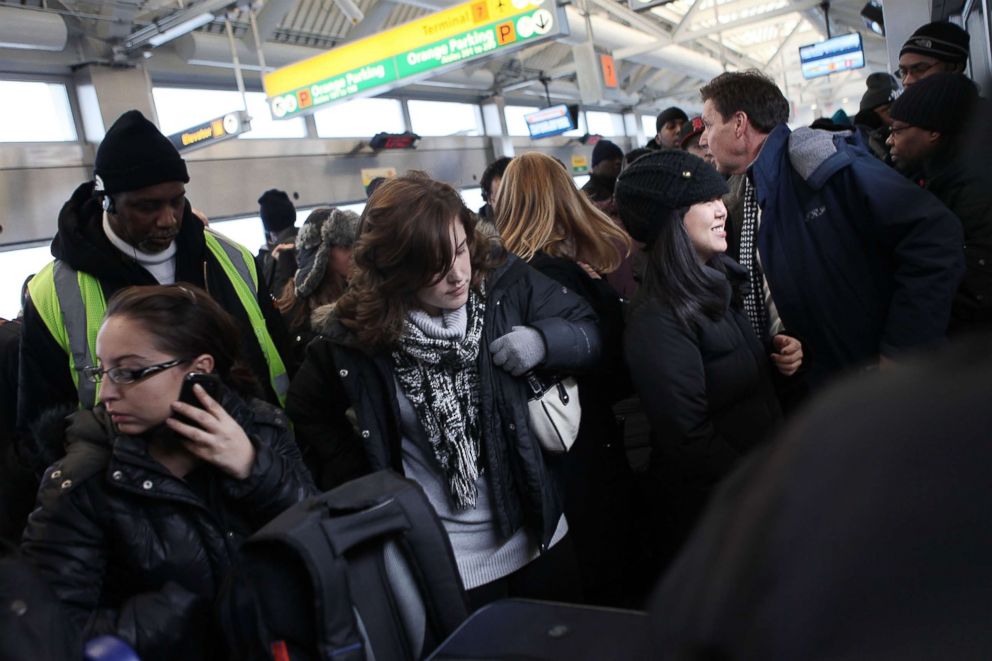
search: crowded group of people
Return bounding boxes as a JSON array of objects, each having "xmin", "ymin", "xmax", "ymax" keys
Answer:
[{"xmin": 0, "ymin": 17, "xmax": 989, "ymax": 659}]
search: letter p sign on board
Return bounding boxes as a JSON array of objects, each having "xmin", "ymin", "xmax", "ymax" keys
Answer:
[{"xmin": 496, "ymin": 21, "xmax": 516, "ymax": 45}]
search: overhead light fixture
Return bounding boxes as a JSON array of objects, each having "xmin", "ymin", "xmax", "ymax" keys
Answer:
[
  {"xmin": 334, "ymin": 0, "xmax": 365, "ymax": 26},
  {"xmin": 860, "ymin": 1, "xmax": 884, "ymax": 36},
  {"xmin": 147, "ymin": 13, "xmax": 215, "ymax": 47},
  {"xmin": 122, "ymin": 0, "xmax": 234, "ymax": 52}
]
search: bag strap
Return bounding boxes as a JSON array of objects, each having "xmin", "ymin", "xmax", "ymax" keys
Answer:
[{"xmin": 278, "ymin": 524, "xmax": 366, "ymax": 661}]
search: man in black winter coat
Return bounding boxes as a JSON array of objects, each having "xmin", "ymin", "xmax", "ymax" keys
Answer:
[
  {"xmin": 887, "ymin": 73, "xmax": 992, "ymax": 334},
  {"xmin": 18, "ymin": 111, "xmax": 290, "ymax": 440}
]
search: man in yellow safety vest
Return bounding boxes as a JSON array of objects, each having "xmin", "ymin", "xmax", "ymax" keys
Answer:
[{"xmin": 18, "ymin": 110, "xmax": 289, "ymax": 436}]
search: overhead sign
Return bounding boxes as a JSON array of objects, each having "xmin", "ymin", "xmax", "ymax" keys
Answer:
[
  {"xmin": 600, "ymin": 53, "xmax": 618, "ymax": 89},
  {"xmin": 524, "ymin": 104, "xmax": 576, "ymax": 140},
  {"xmin": 264, "ymin": 0, "xmax": 567, "ymax": 119},
  {"xmin": 167, "ymin": 111, "xmax": 251, "ymax": 153},
  {"xmin": 799, "ymin": 32, "xmax": 865, "ymax": 80}
]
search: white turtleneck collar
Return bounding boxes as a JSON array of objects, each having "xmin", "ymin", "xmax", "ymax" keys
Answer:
[
  {"xmin": 102, "ymin": 211, "xmax": 177, "ymax": 284},
  {"xmin": 407, "ymin": 304, "xmax": 468, "ymax": 341}
]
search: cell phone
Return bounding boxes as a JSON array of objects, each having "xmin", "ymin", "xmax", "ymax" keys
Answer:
[{"xmin": 174, "ymin": 372, "xmax": 222, "ymax": 426}]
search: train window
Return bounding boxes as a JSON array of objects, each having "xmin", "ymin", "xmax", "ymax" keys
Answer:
[
  {"xmin": 641, "ymin": 115, "xmax": 657, "ymax": 140},
  {"xmin": 504, "ymin": 105, "xmax": 586, "ymax": 137},
  {"xmin": 313, "ymin": 98, "xmax": 405, "ymax": 138},
  {"xmin": 0, "ymin": 80, "xmax": 77, "ymax": 142},
  {"xmin": 408, "ymin": 100, "xmax": 483, "ymax": 136},
  {"xmin": 152, "ymin": 88, "xmax": 306, "ymax": 140},
  {"xmin": 0, "ymin": 245, "xmax": 51, "ymax": 318},
  {"xmin": 585, "ymin": 111, "xmax": 625, "ymax": 137}
]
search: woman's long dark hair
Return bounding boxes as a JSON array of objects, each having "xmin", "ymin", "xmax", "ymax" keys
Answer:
[
  {"xmin": 103, "ymin": 284, "xmax": 260, "ymax": 398},
  {"xmin": 634, "ymin": 207, "xmax": 726, "ymax": 332}
]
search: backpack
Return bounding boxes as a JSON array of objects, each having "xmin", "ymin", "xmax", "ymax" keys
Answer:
[{"xmin": 218, "ymin": 470, "xmax": 469, "ymax": 660}]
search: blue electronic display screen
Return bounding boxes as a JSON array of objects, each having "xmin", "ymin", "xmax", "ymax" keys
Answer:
[
  {"xmin": 525, "ymin": 105, "xmax": 575, "ymax": 139},
  {"xmin": 799, "ymin": 32, "xmax": 865, "ymax": 80}
]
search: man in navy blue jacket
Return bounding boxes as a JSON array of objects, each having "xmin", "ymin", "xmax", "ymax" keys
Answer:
[{"xmin": 698, "ymin": 70, "xmax": 964, "ymax": 385}]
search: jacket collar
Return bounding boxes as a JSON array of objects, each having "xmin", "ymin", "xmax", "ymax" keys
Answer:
[{"xmin": 52, "ymin": 180, "xmax": 207, "ymax": 284}]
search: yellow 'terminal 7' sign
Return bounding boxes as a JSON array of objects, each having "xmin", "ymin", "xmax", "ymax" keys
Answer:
[{"xmin": 264, "ymin": 0, "xmax": 563, "ymax": 119}]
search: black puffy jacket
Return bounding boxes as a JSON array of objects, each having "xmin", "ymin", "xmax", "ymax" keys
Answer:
[
  {"xmin": 20, "ymin": 392, "xmax": 315, "ymax": 661},
  {"xmin": 624, "ymin": 257, "xmax": 782, "ymax": 490},
  {"xmin": 287, "ymin": 254, "xmax": 601, "ymax": 547}
]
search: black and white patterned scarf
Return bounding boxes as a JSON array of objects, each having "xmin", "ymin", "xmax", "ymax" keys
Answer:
[
  {"xmin": 392, "ymin": 290, "xmax": 486, "ymax": 509},
  {"xmin": 740, "ymin": 176, "xmax": 769, "ymax": 342}
]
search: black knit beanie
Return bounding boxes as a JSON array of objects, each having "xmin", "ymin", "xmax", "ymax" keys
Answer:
[
  {"xmin": 258, "ymin": 189, "xmax": 296, "ymax": 233},
  {"xmin": 614, "ymin": 150, "xmax": 728, "ymax": 246},
  {"xmin": 859, "ymin": 72, "xmax": 899, "ymax": 111},
  {"xmin": 592, "ymin": 140, "xmax": 624, "ymax": 167},
  {"xmin": 656, "ymin": 106, "xmax": 689, "ymax": 131},
  {"xmin": 889, "ymin": 72, "xmax": 978, "ymax": 134},
  {"xmin": 94, "ymin": 110, "xmax": 189, "ymax": 194},
  {"xmin": 900, "ymin": 21, "xmax": 970, "ymax": 65}
]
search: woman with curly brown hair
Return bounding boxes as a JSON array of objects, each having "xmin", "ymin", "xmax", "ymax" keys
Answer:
[{"xmin": 287, "ymin": 172, "xmax": 601, "ymax": 608}]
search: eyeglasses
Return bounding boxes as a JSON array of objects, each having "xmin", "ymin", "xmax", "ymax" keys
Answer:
[
  {"xmin": 888, "ymin": 124, "xmax": 914, "ymax": 136},
  {"xmin": 894, "ymin": 61, "xmax": 936, "ymax": 80},
  {"xmin": 82, "ymin": 358, "xmax": 189, "ymax": 385}
]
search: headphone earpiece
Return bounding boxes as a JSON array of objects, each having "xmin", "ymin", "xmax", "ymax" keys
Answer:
[{"xmin": 102, "ymin": 195, "xmax": 116, "ymax": 214}]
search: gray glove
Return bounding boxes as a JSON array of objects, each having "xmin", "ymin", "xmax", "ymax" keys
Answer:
[{"xmin": 490, "ymin": 325, "xmax": 546, "ymax": 376}]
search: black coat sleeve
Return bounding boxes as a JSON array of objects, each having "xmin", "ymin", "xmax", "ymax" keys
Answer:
[
  {"xmin": 516, "ymin": 265, "xmax": 602, "ymax": 372},
  {"xmin": 624, "ymin": 305, "xmax": 740, "ymax": 483},
  {"xmin": 21, "ymin": 477, "xmax": 206, "ymax": 657},
  {"xmin": 854, "ymin": 161, "xmax": 965, "ymax": 355},
  {"xmin": 220, "ymin": 406, "xmax": 317, "ymax": 526},
  {"xmin": 17, "ymin": 296, "xmax": 77, "ymax": 436},
  {"xmin": 285, "ymin": 337, "xmax": 371, "ymax": 490}
]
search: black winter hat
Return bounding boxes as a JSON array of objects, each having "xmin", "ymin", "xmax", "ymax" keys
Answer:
[
  {"xmin": 900, "ymin": 21, "xmax": 970, "ymax": 65},
  {"xmin": 859, "ymin": 72, "xmax": 899, "ymax": 111},
  {"xmin": 889, "ymin": 72, "xmax": 978, "ymax": 134},
  {"xmin": 592, "ymin": 139, "xmax": 624, "ymax": 167},
  {"xmin": 656, "ymin": 106, "xmax": 689, "ymax": 131},
  {"xmin": 614, "ymin": 150, "xmax": 728, "ymax": 246},
  {"xmin": 94, "ymin": 110, "xmax": 188, "ymax": 194},
  {"xmin": 258, "ymin": 189, "xmax": 296, "ymax": 233}
]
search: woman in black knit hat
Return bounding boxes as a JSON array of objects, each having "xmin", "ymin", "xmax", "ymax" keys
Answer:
[{"xmin": 615, "ymin": 150, "xmax": 796, "ymax": 579}]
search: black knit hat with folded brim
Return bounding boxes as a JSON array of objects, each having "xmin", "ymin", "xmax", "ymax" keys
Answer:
[
  {"xmin": 94, "ymin": 110, "xmax": 188, "ymax": 194},
  {"xmin": 900, "ymin": 21, "xmax": 970, "ymax": 65},
  {"xmin": 258, "ymin": 189, "xmax": 296, "ymax": 233},
  {"xmin": 890, "ymin": 72, "xmax": 978, "ymax": 134},
  {"xmin": 614, "ymin": 150, "xmax": 728, "ymax": 247}
]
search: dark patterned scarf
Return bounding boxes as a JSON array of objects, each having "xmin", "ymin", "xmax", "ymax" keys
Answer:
[
  {"xmin": 741, "ymin": 176, "xmax": 769, "ymax": 342},
  {"xmin": 392, "ymin": 290, "xmax": 486, "ymax": 509}
]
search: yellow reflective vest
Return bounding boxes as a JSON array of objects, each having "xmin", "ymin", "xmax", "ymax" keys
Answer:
[{"xmin": 27, "ymin": 229, "xmax": 288, "ymax": 408}]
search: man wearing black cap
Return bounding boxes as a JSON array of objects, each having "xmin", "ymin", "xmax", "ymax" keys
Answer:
[
  {"xmin": 19, "ymin": 110, "xmax": 290, "ymax": 435},
  {"xmin": 647, "ymin": 107, "xmax": 688, "ymax": 150},
  {"xmin": 581, "ymin": 139, "xmax": 624, "ymax": 202},
  {"xmin": 256, "ymin": 189, "xmax": 298, "ymax": 300},
  {"xmin": 897, "ymin": 21, "xmax": 970, "ymax": 87},
  {"xmin": 888, "ymin": 73, "xmax": 992, "ymax": 333},
  {"xmin": 698, "ymin": 70, "xmax": 964, "ymax": 385},
  {"xmin": 853, "ymin": 72, "xmax": 899, "ymax": 162}
]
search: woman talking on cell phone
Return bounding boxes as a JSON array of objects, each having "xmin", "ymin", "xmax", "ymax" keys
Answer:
[{"xmin": 21, "ymin": 284, "xmax": 316, "ymax": 661}]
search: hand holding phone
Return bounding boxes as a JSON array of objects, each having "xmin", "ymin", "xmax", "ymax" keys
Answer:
[
  {"xmin": 167, "ymin": 372, "xmax": 256, "ymax": 479},
  {"xmin": 174, "ymin": 372, "xmax": 223, "ymax": 427}
]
